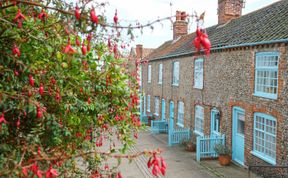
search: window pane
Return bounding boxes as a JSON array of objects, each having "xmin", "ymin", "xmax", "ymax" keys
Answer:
[
  {"xmin": 194, "ymin": 59, "xmax": 203, "ymax": 88},
  {"xmin": 255, "ymin": 53, "xmax": 279, "ymax": 97},
  {"xmin": 195, "ymin": 106, "xmax": 204, "ymax": 134},
  {"xmin": 254, "ymin": 113, "xmax": 277, "ymax": 161}
]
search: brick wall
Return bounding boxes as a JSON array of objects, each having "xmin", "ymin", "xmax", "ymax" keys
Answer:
[{"xmin": 140, "ymin": 43, "xmax": 288, "ymax": 176}]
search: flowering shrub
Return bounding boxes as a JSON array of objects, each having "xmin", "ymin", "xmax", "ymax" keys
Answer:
[{"xmin": 0, "ymin": 0, "xmax": 164, "ymax": 177}]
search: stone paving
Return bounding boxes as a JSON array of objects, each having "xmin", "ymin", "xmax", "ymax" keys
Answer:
[{"xmin": 119, "ymin": 130, "xmax": 262, "ymax": 178}]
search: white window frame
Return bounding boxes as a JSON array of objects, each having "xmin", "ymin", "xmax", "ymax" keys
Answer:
[
  {"xmin": 158, "ymin": 63, "xmax": 163, "ymax": 84},
  {"xmin": 154, "ymin": 97, "xmax": 159, "ymax": 116},
  {"xmin": 148, "ymin": 65, "xmax": 152, "ymax": 83},
  {"xmin": 194, "ymin": 58, "xmax": 204, "ymax": 89},
  {"xmin": 147, "ymin": 95, "xmax": 150, "ymax": 112},
  {"xmin": 252, "ymin": 113, "xmax": 277, "ymax": 165},
  {"xmin": 254, "ymin": 52, "xmax": 279, "ymax": 100},
  {"xmin": 177, "ymin": 101, "xmax": 184, "ymax": 127},
  {"xmin": 172, "ymin": 61, "xmax": 180, "ymax": 86},
  {"xmin": 194, "ymin": 105, "xmax": 204, "ymax": 136}
]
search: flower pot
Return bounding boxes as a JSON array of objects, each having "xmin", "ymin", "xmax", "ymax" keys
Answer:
[
  {"xmin": 218, "ymin": 155, "xmax": 231, "ymax": 166},
  {"xmin": 148, "ymin": 118, "xmax": 154, "ymax": 126},
  {"xmin": 185, "ymin": 143, "xmax": 196, "ymax": 152}
]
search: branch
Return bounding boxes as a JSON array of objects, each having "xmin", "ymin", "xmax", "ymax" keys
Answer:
[{"xmin": 3, "ymin": 0, "xmax": 194, "ymax": 30}]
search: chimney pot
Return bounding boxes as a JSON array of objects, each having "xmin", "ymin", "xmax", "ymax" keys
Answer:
[
  {"xmin": 218, "ymin": 0, "xmax": 244, "ymax": 24},
  {"xmin": 173, "ymin": 10, "xmax": 188, "ymax": 40}
]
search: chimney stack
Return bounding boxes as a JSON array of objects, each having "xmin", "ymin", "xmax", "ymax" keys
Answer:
[
  {"xmin": 173, "ymin": 11, "xmax": 188, "ymax": 40},
  {"xmin": 218, "ymin": 0, "xmax": 244, "ymax": 24},
  {"xmin": 136, "ymin": 44, "xmax": 143, "ymax": 59}
]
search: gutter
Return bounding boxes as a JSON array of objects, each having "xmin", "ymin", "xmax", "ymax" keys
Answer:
[{"xmin": 150, "ymin": 39, "xmax": 288, "ymax": 61}]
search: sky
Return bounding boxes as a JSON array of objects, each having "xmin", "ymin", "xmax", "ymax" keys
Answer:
[{"xmin": 104, "ymin": 0, "xmax": 281, "ymax": 49}]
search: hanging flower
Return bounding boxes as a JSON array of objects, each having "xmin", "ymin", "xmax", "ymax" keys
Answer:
[
  {"xmin": 63, "ymin": 38, "xmax": 77, "ymax": 54},
  {"xmin": 14, "ymin": 9, "xmax": 26, "ymax": 28},
  {"xmin": 74, "ymin": 6, "xmax": 81, "ymax": 20},
  {"xmin": 90, "ymin": 7, "xmax": 98, "ymax": 24},
  {"xmin": 12, "ymin": 44, "xmax": 21, "ymax": 57},
  {"xmin": 0, "ymin": 113, "xmax": 7, "ymax": 124},
  {"xmin": 45, "ymin": 166, "xmax": 58, "ymax": 178},
  {"xmin": 38, "ymin": 9, "xmax": 48, "ymax": 22},
  {"xmin": 29, "ymin": 74, "xmax": 35, "ymax": 87},
  {"xmin": 113, "ymin": 9, "xmax": 118, "ymax": 24}
]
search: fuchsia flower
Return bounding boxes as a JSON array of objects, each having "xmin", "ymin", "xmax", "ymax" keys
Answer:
[
  {"xmin": 12, "ymin": 44, "xmax": 21, "ymax": 57},
  {"xmin": 38, "ymin": 9, "xmax": 48, "ymax": 22},
  {"xmin": 0, "ymin": 113, "xmax": 7, "ymax": 124},
  {"xmin": 116, "ymin": 172, "xmax": 122, "ymax": 178},
  {"xmin": 36, "ymin": 105, "xmax": 43, "ymax": 119},
  {"xmin": 29, "ymin": 74, "xmax": 35, "ymax": 87},
  {"xmin": 22, "ymin": 167, "xmax": 28, "ymax": 177},
  {"xmin": 75, "ymin": 36, "xmax": 81, "ymax": 46},
  {"xmin": 63, "ymin": 38, "xmax": 77, "ymax": 54},
  {"xmin": 39, "ymin": 83, "xmax": 44, "ymax": 96},
  {"xmin": 81, "ymin": 43, "xmax": 87, "ymax": 55},
  {"xmin": 45, "ymin": 166, "xmax": 59, "ymax": 178},
  {"xmin": 147, "ymin": 155, "xmax": 167, "ymax": 177},
  {"xmin": 113, "ymin": 9, "xmax": 118, "ymax": 24},
  {"xmin": 14, "ymin": 9, "xmax": 26, "ymax": 28},
  {"xmin": 90, "ymin": 7, "xmax": 99, "ymax": 24},
  {"xmin": 74, "ymin": 6, "xmax": 81, "ymax": 20}
]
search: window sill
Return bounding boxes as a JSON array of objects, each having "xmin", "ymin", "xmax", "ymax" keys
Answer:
[
  {"xmin": 253, "ymin": 93, "xmax": 277, "ymax": 100},
  {"xmin": 193, "ymin": 86, "xmax": 203, "ymax": 90},
  {"xmin": 177, "ymin": 123, "xmax": 184, "ymax": 128},
  {"xmin": 194, "ymin": 130, "xmax": 204, "ymax": 137},
  {"xmin": 172, "ymin": 84, "xmax": 179, "ymax": 87},
  {"xmin": 251, "ymin": 151, "xmax": 276, "ymax": 165},
  {"xmin": 158, "ymin": 82, "xmax": 162, "ymax": 85}
]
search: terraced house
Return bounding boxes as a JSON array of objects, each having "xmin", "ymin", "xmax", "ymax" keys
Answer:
[{"xmin": 140, "ymin": 0, "xmax": 288, "ymax": 177}]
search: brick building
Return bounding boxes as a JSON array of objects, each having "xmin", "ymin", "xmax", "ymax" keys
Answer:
[{"xmin": 140, "ymin": 0, "xmax": 288, "ymax": 177}]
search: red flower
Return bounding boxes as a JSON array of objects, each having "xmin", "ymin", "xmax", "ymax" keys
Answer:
[
  {"xmin": 116, "ymin": 172, "xmax": 122, "ymax": 178},
  {"xmin": 12, "ymin": 44, "xmax": 21, "ymax": 57},
  {"xmin": 45, "ymin": 166, "xmax": 58, "ymax": 178},
  {"xmin": 31, "ymin": 162, "xmax": 39, "ymax": 175},
  {"xmin": 22, "ymin": 167, "xmax": 28, "ymax": 177},
  {"xmin": 113, "ymin": 9, "xmax": 118, "ymax": 24},
  {"xmin": 90, "ymin": 8, "xmax": 98, "ymax": 24},
  {"xmin": 87, "ymin": 97, "xmax": 91, "ymax": 104},
  {"xmin": 74, "ymin": 6, "xmax": 81, "ymax": 20},
  {"xmin": 152, "ymin": 164, "xmax": 161, "ymax": 177},
  {"xmin": 81, "ymin": 43, "xmax": 87, "ymax": 55},
  {"xmin": 87, "ymin": 42, "xmax": 91, "ymax": 52},
  {"xmin": 63, "ymin": 38, "xmax": 77, "ymax": 54},
  {"xmin": 14, "ymin": 9, "xmax": 26, "ymax": 28},
  {"xmin": 29, "ymin": 74, "xmax": 35, "ymax": 87},
  {"xmin": 16, "ymin": 118, "xmax": 20, "ymax": 128},
  {"xmin": 39, "ymin": 83, "xmax": 44, "ymax": 96},
  {"xmin": 87, "ymin": 33, "xmax": 92, "ymax": 42},
  {"xmin": 38, "ymin": 9, "xmax": 48, "ymax": 22},
  {"xmin": 0, "ymin": 113, "xmax": 7, "ymax": 124},
  {"xmin": 76, "ymin": 36, "xmax": 81, "ymax": 46},
  {"xmin": 37, "ymin": 106, "xmax": 43, "ymax": 119}
]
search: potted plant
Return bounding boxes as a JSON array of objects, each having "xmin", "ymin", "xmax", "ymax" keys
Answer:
[
  {"xmin": 147, "ymin": 115, "xmax": 155, "ymax": 126},
  {"xmin": 181, "ymin": 140, "xmax": 196, "ymax": 152},
  {"xmin": 214, "ymin": 143, "xmax": 231, "ymax": 166}
]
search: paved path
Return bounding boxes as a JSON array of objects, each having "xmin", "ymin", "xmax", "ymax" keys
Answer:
[
  {"xmin": 120, "ymin": 131, "xmax": 216, "ymax": 178},
  {"xmin": 120, "ymin": 130, "xmax": 262, "ymax": 178}
]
